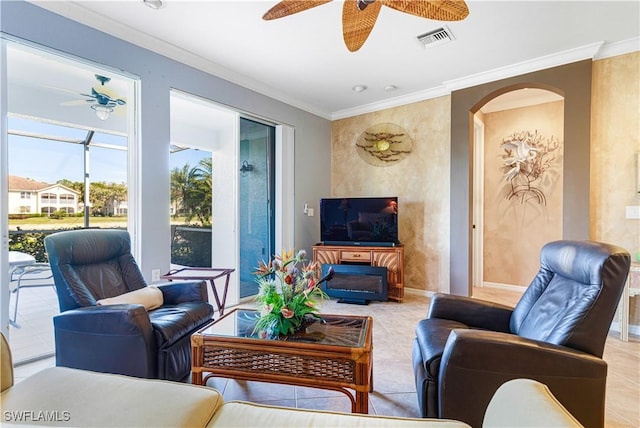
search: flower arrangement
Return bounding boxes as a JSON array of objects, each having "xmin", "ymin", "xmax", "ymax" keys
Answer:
[{"xmin": 253, "ymin": 249, "xmax": 334, "ymax": 338}]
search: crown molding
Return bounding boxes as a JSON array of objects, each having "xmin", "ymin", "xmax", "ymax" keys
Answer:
[
  {"xmin": 28, "ymin": 1, "xmax": 332, "ymax": 120},
  {"xmin": 25, "ymin": 2, "xmax": 640, "ymax": 122},
  {"xmin": 334, "ymin": 39, "xmax": 640, "ymax": 120},
  {"xmin": 443, "ymin": 41, "xmax": 604, "ymax": 92},
  {"xmin": 594, "ymin": 36, "xmax": 640, "ymax": 59},
  {"xmin": 331, "ymin": 85, "xmax": 450, "ymax": 120}
]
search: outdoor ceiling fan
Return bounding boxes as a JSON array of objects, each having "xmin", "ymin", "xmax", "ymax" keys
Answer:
[
  {"xmin": 263, "ymin": 0, "xmax": 470, "ymax": 52},
  {"xmin": 60, "ymin": 74, "xmax": 126, "ymax": 120}
]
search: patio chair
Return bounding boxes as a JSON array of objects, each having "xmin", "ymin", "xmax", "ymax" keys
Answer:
[{"xmin": 9, "ymin": 262, "xmax": 54, "ymax": 328}]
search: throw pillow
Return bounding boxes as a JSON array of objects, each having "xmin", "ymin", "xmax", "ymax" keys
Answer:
[{"xmin": 97, "ymin": 286, "xmax": 164, "ymax": 311}]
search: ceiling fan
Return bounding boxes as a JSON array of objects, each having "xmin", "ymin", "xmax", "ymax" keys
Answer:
[
  {"xmin": 263, "ymin": 0, "xmax": 469, "ymax": 52},
  {"xmin": 60, "ymin": 74, "xmax": 126, "ymax": 120}
]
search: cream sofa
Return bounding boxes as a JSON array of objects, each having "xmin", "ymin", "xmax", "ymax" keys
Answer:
[{"xmin": 1, "ymin": 333, "xmax": 582, "ymax": 427}]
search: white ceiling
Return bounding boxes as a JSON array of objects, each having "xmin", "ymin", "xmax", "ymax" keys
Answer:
[
  {"xmin": 26, "ymin": 0, "xmax": 640, "ymax": 120},
  {"xmin": 7, "ymin": 42, "xmax": 132, "ymax": 134}
]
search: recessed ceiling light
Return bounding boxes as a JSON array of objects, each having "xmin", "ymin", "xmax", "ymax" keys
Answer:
[
  {"xmin": 352, "ymin": 85, "xmax": 367, "ymax": 93},
  {"xmin": 143, "ymin": 0, "xmax": 164, "ymax": 10},
  {"xmin": 384, "ymin": 85, "xmax": 397, "ymax": 92}
]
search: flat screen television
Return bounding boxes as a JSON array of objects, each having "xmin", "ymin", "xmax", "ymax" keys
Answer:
[
  {"xmin": 321, "ymin": 264, "xmax": 388, "ymax": 305},
  {"xmin": 320, "ymin": 197, "xmax": 399, "ymax": 246}
]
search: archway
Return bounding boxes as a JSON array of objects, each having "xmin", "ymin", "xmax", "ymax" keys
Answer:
[
  {"xmin": 471, "ymin": 86, "xmax": 565, "ymax": 292},
  {"xmin": 450, "ymin": 60, "xmax": 592, "ymax": 296}
]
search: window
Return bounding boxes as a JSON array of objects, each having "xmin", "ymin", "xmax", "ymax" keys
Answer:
[
  {"xmin": 60, "ymin": 194, "xmax": 75, "ymax": 204},
  {"xmin": 2, "ymin": 39, "xmax": 139, "ymax": 366},
  {"xmin": 41, "ymin": 193, "xmax": 56, "ymax": 203},
  {"xmin": 8, "ymin": 117, "xmax": 128, "ymax": 227}
]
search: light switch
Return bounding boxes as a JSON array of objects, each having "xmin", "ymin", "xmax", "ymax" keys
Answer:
[
  {"xmin": 626, "ymin": 206, "xmax": 640, "ymax": 219},
  {"xmin": 307, "ymin": 208, "xmax": 314, "ymax": 217}
]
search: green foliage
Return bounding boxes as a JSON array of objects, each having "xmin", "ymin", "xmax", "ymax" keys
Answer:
[
  {"xmin": 89, "ymin": 182, "xmax": 127, "ymax": 216},
  {"xmin": 170, "ymin": 158, "xmax": 212, "ymax": 226},
  {"xmin": 56, "ymin": 179, "xmax": 127, "ymax": 216},
  {"xmin": 8, "ymin": 214, "xmax": 46, "ymax": 220},
  {"xmin": 8, "ymin": 232, "xmax": 51, "ymax": 262},
  {"xmin": 170, "ymin": 226, "xmax": 212, "ymax": 267},
  {"xmin": 49, "ymin": 210, "xmax": 67, "ymax": 219}
]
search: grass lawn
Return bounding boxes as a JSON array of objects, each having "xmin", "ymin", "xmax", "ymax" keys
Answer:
[
  {"xmin": 9, "ymin": 216, "xmax": 200, "ymax": 231},
  {"xmin": 10, "ymin": 216, "xmax": 128, "ymax": 230}
]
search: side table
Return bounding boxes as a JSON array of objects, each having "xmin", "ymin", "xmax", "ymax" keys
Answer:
[{"xmin": 162, "ymin": 267, "xmax": 234, "ymax": 315}]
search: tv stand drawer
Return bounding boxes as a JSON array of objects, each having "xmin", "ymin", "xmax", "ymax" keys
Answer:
[{"xmin": 341, "ymin": 250, "xmax": 372, "ymax": 262}]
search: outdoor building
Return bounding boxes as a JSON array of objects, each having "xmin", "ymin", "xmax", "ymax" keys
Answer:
[
  {"xmin": 107, "ymin": 199, "xmax": 128, "ymax": 216},
  {"xmin": 7, "ymin": 175, "xmax": 80, "ymax": 215}
]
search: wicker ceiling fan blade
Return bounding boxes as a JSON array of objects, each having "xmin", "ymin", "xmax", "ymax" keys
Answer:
[
  {"xmin": 381, "ymin": 0, "xmax": 469, "ymax": 21},
  {"xmin": 342, "ymin": 0, "xmax": 383, "ymax": 52},
  {"xmin": 263, "ymin": 0, "xmax": 333, "ymax": 20}
]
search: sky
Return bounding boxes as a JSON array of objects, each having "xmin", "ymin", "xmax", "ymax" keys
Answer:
[{"xmin": 7, "ymin": 116, "xmax": 210, "ymax": 186}]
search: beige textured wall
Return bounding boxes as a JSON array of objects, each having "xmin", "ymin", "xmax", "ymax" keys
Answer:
[
  {"xmin": 330, "ymin": 52, "xmax": 639, "ymax": 311},
  {"xmin": 591, "ymin": 51, "xmax": 640, "ymax": 324},
  {"xmin": 483, "ymin": 101, "xmax": 564, "ymax": 286},
  {"xmin": 331, "ymin": 97, "xmax": 451, "ymax": 292}
]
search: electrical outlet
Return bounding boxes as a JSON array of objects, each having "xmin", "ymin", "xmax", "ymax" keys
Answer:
[
  {"xmin": 307, "ymin": 208, "xmax": 314, "ymax": 217},
  {"xmin": 151, "ymin": 269, "xmax": 161, "ymax": 282}
]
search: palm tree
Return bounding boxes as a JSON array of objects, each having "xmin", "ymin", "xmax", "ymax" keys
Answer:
[
  {"xmin": 170, "ymin": 164, "xmax": 190, "ymax": 218},
  {"xmin": 170, "ymin": 159, "xmax": 212, "ymax": 225}
]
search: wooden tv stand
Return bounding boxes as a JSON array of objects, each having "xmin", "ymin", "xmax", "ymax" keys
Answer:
[{"xmin": 312, "ymin": 244, "xmax": 404, "ymax": 302}]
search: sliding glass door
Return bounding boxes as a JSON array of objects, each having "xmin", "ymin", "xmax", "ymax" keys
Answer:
[{"xmin": 239, "ymin": 118, "xmax": 275, "ymax": 298}]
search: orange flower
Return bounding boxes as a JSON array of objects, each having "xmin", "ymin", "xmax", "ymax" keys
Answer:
[
  {"xmin": 280, "ymin": 307, "xmax": 294, "ymax": 318},
  {"xmin": 275, "ymin": 249, "xmax": 294, "ymax": 266},
  {"xmin": 302, "ymin": 260, "xmax": 318, "ymax": 271},
  {"xmin": 253, "ymin": 260, "xmax": 272, "ymax": 276}
]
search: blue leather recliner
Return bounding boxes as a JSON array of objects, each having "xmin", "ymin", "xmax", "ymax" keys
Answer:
[
  {"xmin": 412, "ymin": 240, "xmax": 630, "ymax": 428},
  {"xmin": 44, "ymin": 229, "xmax": 214, "ymax": 381}
]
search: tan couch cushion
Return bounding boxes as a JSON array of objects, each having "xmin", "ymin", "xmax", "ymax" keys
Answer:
[
  {"xmin": 209, "ymin": 401, "xmax": 470, "ymax": 428},
  {"xmin": 483, "ymin": 379, "xmax": 584, "ymax": 427},
  {"xmin": 97, "ymin": 286, "xmax": 163, "ymax": 310},
  {"xmin": 0, "ymin": 367, "xmax": 222, "ymax": 427},
  {"xmin": 1, "ymin": 333, "xmax": 13, "ymax": 392}
]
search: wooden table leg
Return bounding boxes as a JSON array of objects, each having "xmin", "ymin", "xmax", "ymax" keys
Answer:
[{"xmin": 355, "ymin": 390, "xmax": 369, "ymax": 414}]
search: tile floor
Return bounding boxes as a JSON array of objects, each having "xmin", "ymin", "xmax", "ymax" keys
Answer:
[{"xmin": 10, "ymin": 286, "xmax": 640, "ymax": 427}]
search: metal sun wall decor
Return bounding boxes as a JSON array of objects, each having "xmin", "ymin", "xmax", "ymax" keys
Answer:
[
  {"xmin": 355, "ymin": 123, "xmax": 413, "ymax": 167},
  {"xmin": 500, "ymin": 130, "xmax": 561, "ymax": 206}
]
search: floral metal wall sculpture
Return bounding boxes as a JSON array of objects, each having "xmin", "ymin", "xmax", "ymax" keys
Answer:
[{"xmin": 500, "ymin": 130, "xmax": 560, "ymax": 205}]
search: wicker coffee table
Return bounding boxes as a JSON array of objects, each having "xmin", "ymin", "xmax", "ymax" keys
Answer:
[{"xmin": 191, "ymin": 308, "xmax": 373, "ymax": 413}]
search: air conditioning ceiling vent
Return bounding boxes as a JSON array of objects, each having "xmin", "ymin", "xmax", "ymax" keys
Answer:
[{"xmin": 417, "ymin": 26, "xmax": 454, "ymax": 48}]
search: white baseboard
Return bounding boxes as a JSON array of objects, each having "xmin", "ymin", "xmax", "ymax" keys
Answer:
[
  {"xmin": 481, "ymin": 282, "xmax": 528, "ymax": 293},
  {"xmin": 609, "ymin": 321, "xmax": 640, "ymax": 338},
  {"xmin": 404, "ymin": 287, "xmax": 435, "ymax": 298}
]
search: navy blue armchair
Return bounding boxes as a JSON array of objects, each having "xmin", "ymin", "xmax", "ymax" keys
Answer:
[
  {"xmin": 412, "ymin": 240, "xmax": 630, "ymax": 428},
  {"xmin": 44, "ymin": 229, "xmax": 214, "ymax": 381}
]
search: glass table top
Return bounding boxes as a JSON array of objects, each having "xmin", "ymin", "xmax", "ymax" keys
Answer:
[{"xmin": 198, "ymin": 309, "xmax": 370, "ymax": 348}]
